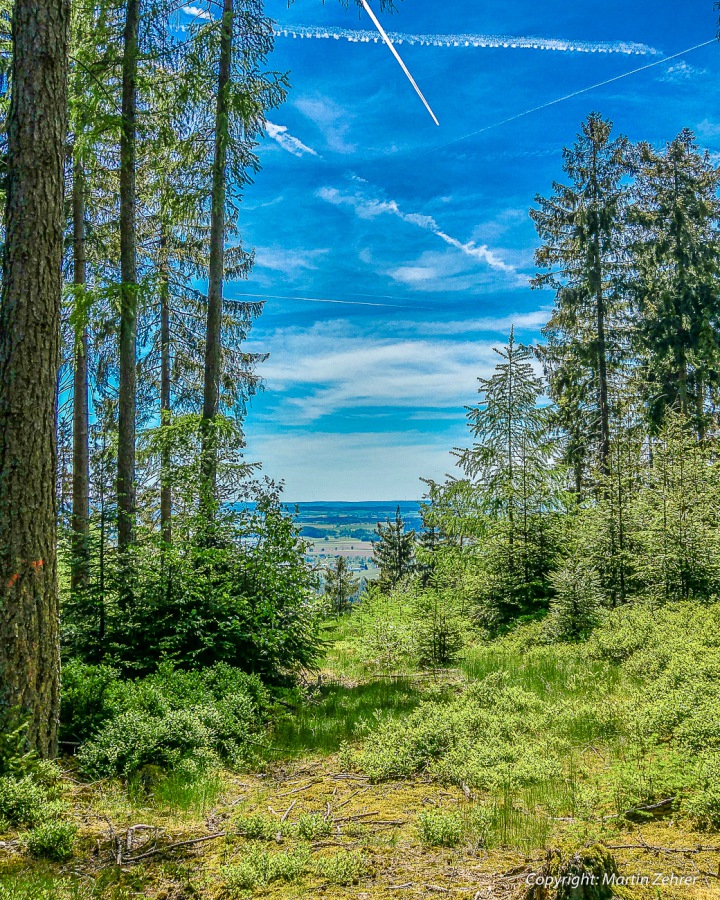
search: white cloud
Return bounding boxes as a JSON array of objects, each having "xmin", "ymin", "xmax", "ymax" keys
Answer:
[
  {"xmin": 295, "ymin": 97, "xmax": 356, "ymax": 154},
  {"xmin": 660, "ymin": 61, "xmax": 708, "ymax": 84},
  {"xmin": 254, "ymin": 246, "xmax": 329, "ymax": 275},
  {"xmin": 265, "ymin": 122, "xmax": 318, "ymax": 158},
  {"xmin": 181, "ymin": 5, "xmax": 212, "ymax": 20},
  {"xmin": 247, "ymin": 320, "xmax": 507, "ymax": 423},
  {"xmin": 317, "ymin": 183, "xmax": 519, "ymax": 278},
  {"xmin": 245, "ymin": 429, "xmax": 462, "ymax": 502}
]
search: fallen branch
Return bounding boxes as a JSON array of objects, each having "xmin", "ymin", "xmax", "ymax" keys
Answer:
[
  {"xmin": 275, "ymin": 779, "xmax": 323, "ymax": 797},
  {"xmin": 602, "ymin": 840, "xmax": 720, "ymax": 854},
  {"xmin": 335, "ymin": 786, "xmax": 370, "ymax": 809},
  {"xmin": 280, "ymin": 800, "xmax": 297, "ymax": 823},
  {"xmin": 123, "ymin": 831, "xmax": 227, "ymax": 864}
]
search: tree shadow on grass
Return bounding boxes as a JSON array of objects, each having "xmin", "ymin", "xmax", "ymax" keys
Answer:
[{"xmin": 268, "ymin": 677, "xmax": 430, "ymax": 757}]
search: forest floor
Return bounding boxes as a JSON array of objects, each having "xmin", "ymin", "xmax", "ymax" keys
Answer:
[{"xmin": 3, "ymin": 613, "xmax": 720, "ymax": 899}]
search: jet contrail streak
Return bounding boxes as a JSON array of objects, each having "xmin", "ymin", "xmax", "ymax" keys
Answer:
[
  {"xmin": 229, "ymin": 291, "xmax": 416, "ymax": 309},
  {"xmin": 359, "ymin": 0, "xmax": 440, "ymax": 126},
  {"xmin": 273, "ymin": 25, "xmax": 658, "ymax": 57},
  {"xmin": 429, "ymin": 38, "xmax": 715, "ymax": 154}
]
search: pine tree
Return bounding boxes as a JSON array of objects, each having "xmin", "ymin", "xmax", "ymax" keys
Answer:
[
  {"xmin": 532, "ymin": 113, "xmax": 632, "ymax": 488},
  {"xmin": 324, "ymin": 556, "xmax": 359, "ymax": 616},
  {"xmin": 372, "ymin": 506, "xmax": 415, "ymax": 591},
  {"xmin": 629, "ymin": 130, "xmax": 720, "ymax": 438}
]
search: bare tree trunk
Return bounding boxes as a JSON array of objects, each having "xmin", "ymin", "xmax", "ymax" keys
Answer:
[
  {"xmin": 159, "ymin": 228, "xmax": 172, "ymax": 544},
  {"xmin": 117, "ymin": 0, "xmax": 139, "ymax": 544},
  {"xmin": 201, "ymin": 0, "xmax": 233, "ymax": 499},
  {"xmin": 117, "ymin": 0, "xmax": 140, "ymax": 597},
  {"xmin": 0, "ymin": 0, "xmax": 69, "ymax": 758},
  {"xmin": 71, "ymin": 155, "xmax": 90, "ymax": 593},
  {"xmin": 596, "ymin": 283, "xmax": 611, "ymax": 476}
]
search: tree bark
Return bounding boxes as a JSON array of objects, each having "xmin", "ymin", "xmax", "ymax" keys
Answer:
[
  {"xmin": 159, "ymin": 227, "xmax": 172, "ymax": 544},
  {"xmin": 71, "ymin": 155, "xmax": 90, "ymax": 593},
  {"xmin": 201, "ymin": 0, "xmax": 233, "ymax": 497},
  {"xmin": 0, "ymin": 0, "xmax": 69, "ymax": 758},
  {"xmin": 117, "ymin": 0, "xmax": 140, "ymax": 580}
]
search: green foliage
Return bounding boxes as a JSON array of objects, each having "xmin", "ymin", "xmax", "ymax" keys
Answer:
[
  {"xmin": 416, "ymin": 808, "xmax": 463, "ymax": 847},
  {"xmin": 313, "ymin": 850, "xmax": 368, "ymax": 885},
  {"xmin": 23, "ymin": 821, "xmax": 77, "ymax": 862},
  {"xmin": 0, "ymin": 706, "xmax": 37, "ymax": 778},
  {"xmin": 372, "ymin": 506, "xmax": 415, "ymax": 591},
  {"xmin": 235, "ymin": 812, "xmax": 279, "ymax": 840},
  {"xmin": 631, "ymin": 415, "xmax": 720, "ymax": 602},
  {"xmin": 630, "ymin": 130, "xmax": 720, "ymax": 434},
  {"xmin": 456, "ymin": 330, "xmax": 562, "ymax": 624},
  {"xmin": 532, "ymin": 113, "xmax": 631, "ymax": 489},
  {"xmin": 74, "ymin": 663, "xmax": 269, "ymax": 778},
  {"xmin": 412, "ymin": 587, "xmax": 466, "ymax": 668},
  {"xmin": 221, "ymin": 844, "xmax": 311, "ymax": 893},
  {"xmin": 60, "ymin": 660, "xmax": 121, "ymax": 744},
  {"xmin": 295, "ymin": 812, "xmax": 332, "ymax": 841},
  {"xmin": 323, "ymin": 555, "xmax": 360, "ymax": 616},
  {"xmin": 354, "ymin": 586, "xmax": 417, "ymax": 672},
  {"xmin": 64, "ymin": 487, "xmax": 323, "ymax": 683},
  {"xmin": 546, "ymin": 559, "xmax": 602, "ymax": 640},
  {"xmin": 0, "ymin": 776, "xmax": 59, "ymax": 827}
]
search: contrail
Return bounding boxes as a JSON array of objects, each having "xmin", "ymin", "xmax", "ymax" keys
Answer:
[
  {"xmin": 428, "ymin": 38, "xmax": 715, "ymax": 154},
  {"xmin": 273, "ymin": 24, "xmax": 658, "ymax": 57},
  {"xmin": 359, "ymin": 0, "xmax": 439, "ymax": 126},
  {"xmin": 229, "ymin": 290, "xmax": 417, "ymax": 309}
]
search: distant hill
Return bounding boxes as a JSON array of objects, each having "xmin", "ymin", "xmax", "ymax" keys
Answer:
[{"xmin": 283, "ymin": 501, "xmax": 423, "ymax": 537}]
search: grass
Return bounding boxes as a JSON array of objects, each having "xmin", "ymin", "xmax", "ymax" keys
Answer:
[
  {"xmin": 4, "ymin": 602, "xmax": 720, "ymax": 898},
  {"xmin": 267, "ymin": 677, "xmax": 432, "ymax": 756}
]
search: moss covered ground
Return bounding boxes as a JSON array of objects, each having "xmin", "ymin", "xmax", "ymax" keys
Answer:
[{"xmin": 2, "ymin": 602, "xmax": 720, "ymax": 898}]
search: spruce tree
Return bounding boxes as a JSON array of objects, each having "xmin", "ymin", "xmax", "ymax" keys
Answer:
[
  {"xmin": 532, "ymin": 113, "xmax": 632, "ymax": 489},
  {"xmin": 629, "ymin": 130, "xmax": 720, "ymax": 438},
  {"xmin": 456, "ymin": 329, "xmax": 559, "ymax": 622},
  {"xmin": 324, "ymin": 556, "xmax": 359, "ymax": 616},
  {"xmin": 372, "ymin": 506, "xmax": 415, "ymax": 590}
]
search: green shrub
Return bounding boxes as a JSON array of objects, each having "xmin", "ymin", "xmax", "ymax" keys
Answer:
[
  {"xmin": 0, "ymin": 777, "xmax": 50, "ymax": 826},
  {"xmin": 235, "ymin": 812, "xmax": 280, "ymax": 841},
  {"xmin": 222, "ymin": 861, "xmax": 259, "ymax": 895},
  {"xmin": 24, "ymin": 821, "xmax": 77, "ymax": 861},
  {"xmin": 313, "ymin": 850, "xmax": 368, "ymax": 885},
  {"xmin": 60, "ymin": 660, "xmax": 121, "ymax": 744},
  {"xmin": 417, "ymin": 808, "xmax": 463, "ymax": 847},
  {"xmin": 295, "ymin": 812, "xmax": 332, "ymax": 840},
  {"xmin": 0, "ymin": 707, "xmax": 35, "ymax": 778},
  {"xmin": 222, "ymin": 844, "xmax": 311, "ymax": 890},
  {"xmin": 75, "ymin": 663, "xmax": 270, "ymax": 778}
]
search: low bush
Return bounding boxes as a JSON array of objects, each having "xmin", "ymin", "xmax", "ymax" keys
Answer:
[
  {"xmin": 23, "ymin": 821, "xmax": 77, "ymax": 862},
  {"xmin": 313, "ymin": 850, "xmax": 368, "ymax": 885},
  {"xmin": 417, "ymin": 809, "xmax": 463, "ymax": 847},
  {"xmin": 221, "ymin": 843, "xmax": 311, "ymax": 893},
  {"xmin": 235, "ymin": 812, "xmax": 280, "ymax": 841},
  {"xmin": 75, "ymin": 663, "xmax": 270, "ymax": 779},
  {"xmin": 295, "ymin": 812, "xmax": 332, "ymax": 840},
  {"xmin": 0, "ymin": 776, "xmax": 60, "ymax": 827}
]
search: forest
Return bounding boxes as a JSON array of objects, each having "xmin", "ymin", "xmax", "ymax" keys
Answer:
[{"xmin": 2, "ymin": 0, "xmax": 720, "ymax": 897}]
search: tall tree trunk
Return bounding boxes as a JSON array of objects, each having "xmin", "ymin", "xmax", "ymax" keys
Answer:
[
  {"xmin": 159, "ymin": 227, "xmax": 172, "ymax": 544},
  {"xmin": 71, "ymin": 155, "xmax": 90, "ymax": 593},
  {"xmin": 596, "ymin": 284, "xmax": 611, "ymax": 476},
  {"xmin": 117, "ymin": 0, "xmax": 139, "ymax": 583},
  {"xmin": 201, "ymin": 0, "xmax": 233, "ymax": 498},
  {"xmin": 0, "ymin": 0, "xmax": 69, "ymax": 758}
]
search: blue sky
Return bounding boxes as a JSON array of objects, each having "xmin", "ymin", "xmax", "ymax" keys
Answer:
[{"xmin": 201, "ymin": 0, "xmax": 719, "ymax": 501}]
